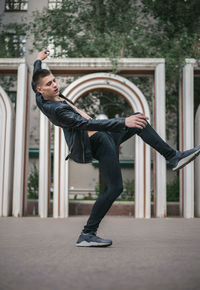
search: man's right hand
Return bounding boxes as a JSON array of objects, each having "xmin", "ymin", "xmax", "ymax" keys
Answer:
[
  {"xmin": 125, "ymin": 113, "xmax": 149, "ymax": 129},
  {"xmin": 36, "ymin": 49, "xmax": 50, "ymax": 61}
]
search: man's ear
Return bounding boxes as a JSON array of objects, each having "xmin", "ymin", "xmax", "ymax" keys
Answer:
[{"xmin": 37, "ymin": 86, "xmax": 42, "ymax": 93}]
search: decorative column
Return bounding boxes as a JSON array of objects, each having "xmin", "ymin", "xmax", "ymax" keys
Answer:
[
  {"xmin": 154, "ymin": 62, "xmax": 167, "ymax": 217},
  {"xmin": 38, "ymin": 113, "xmax": 51, "ymax": 217},
  {"xmin": 195, "ymin": 105, "xmax": 200, "ymax": 217},
  {"xmin": 179, "ymin": 59, "xmax": 195, "ymax": 218},
  {"xmin": 38, "ymin": 62, "xmax": 51, "ymax": 218},
  {"xmin": 12, "ymin": 63, "xmax": 28, "ymax": 217},
  {"xmin": 53, "ymin": 127, "xmax": 69, "ymax": 218},
  {"xmin": 0, "ymin": 87, "xmax": 15, "ymax": 216},
  {"xmin": 135, "ymin": 140, "xmax": 151, "ymax": 218}
]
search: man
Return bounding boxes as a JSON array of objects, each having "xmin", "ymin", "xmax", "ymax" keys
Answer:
[{"xmin": 32, "ymin": 49, "xmax": 200, "ymax": 247}]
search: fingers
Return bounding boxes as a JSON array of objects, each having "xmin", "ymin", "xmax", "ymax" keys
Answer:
[
  {"xmin": 125, "ymin": 113, "xmax": 149, "ymax": 129},
  {"xmin": 135, "ymin": 120, "xmax": 147, "ymax": 129},
  {"xmin": 134, "ymin": 114, "xmax": 148, "ymax": 128},
  {"xmin": 43, "ymin": 49, "xmax": 50, "ymax": 55},
  {"xmin": 135, "ymin": 113, "xmax": 149, "ymax": 121}
]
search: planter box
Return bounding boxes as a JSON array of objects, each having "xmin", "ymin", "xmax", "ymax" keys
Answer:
[{"xmin": 26, "ymin": 200, "xmax": 180, "ymax": 217}]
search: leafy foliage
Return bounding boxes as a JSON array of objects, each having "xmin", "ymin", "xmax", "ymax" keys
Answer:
[
  {"xmin": 27, "ymin": 164, "xmax": 39, "ymax": 199},
  {"xmin": 167, "ymin": 176, "xmax": 179, "ymax": 202},
  {"xmin": 28, "ymin": 0, "xmax": 200, "ymax": 70},
  {"xmin": 119, "ymin": 179, "xmax": 135, "ymax": 201},
  {"xmin": 0, "ymin": 19, "xmax": 27, "ymax": 58}
]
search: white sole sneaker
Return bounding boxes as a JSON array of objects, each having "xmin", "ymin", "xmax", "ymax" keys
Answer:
[
  {"xmin": 172, "ymin": 148, "xmax": 200, "ymax": 171},
  {"xmin": 76, "ymin": 241, "xmax": 112, "ymax": 247}
]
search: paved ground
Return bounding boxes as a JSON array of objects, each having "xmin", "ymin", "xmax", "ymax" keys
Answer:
[{"xmin": 0, "ymin": 216, "xmax": 200, "ymax": 290}]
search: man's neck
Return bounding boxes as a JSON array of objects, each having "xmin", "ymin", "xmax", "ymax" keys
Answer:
[{"xmin": 43, "ymin": 95, "xmax": 61, "ymax": 102}]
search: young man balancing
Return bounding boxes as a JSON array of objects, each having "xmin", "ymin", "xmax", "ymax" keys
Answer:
[{"xmin": 32, "ymin": 49, "xmax": 200, "ymax": 247}]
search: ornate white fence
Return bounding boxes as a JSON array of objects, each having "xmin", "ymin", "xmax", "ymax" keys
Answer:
[{"xmin": 0, "ymin": 57, "xmax": 199, "ymax": 218}]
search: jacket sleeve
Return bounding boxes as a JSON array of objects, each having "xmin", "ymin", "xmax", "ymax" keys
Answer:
[
  {"xmin": 31, "ymin": 60, "xmax": 42, "ymax": 93},
  {"xmin": 55, "ymin": 105, "xmax": 126, "ymax": 132}
]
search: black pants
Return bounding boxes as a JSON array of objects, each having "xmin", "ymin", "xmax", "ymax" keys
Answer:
[{"xmin": 83, "ymin": 121, "xmax": 176, "ymax": 234}]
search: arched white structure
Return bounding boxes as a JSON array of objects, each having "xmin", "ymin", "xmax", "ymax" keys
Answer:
[
  {"xmin": 0, "ymin": 59, "xmax": 28, "ymax": 217},
  {"xmin": 39, "ymin": 58, "xmax": 167, "ymax": 218},
  {"xmin": 62, "ymin": 73, "xmax": 152, "ymax": 218},
  {"xmin": 0, "ymin": 86, "xmax": 15, "ymax": 216},
  {"xmin": 195, "ymin": 105, "xmax": 200, "ymax": 217}
]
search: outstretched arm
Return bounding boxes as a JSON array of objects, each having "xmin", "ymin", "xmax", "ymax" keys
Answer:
[
  {"xmin": 55, "ymin": 103, "xmax": 149, "ymax": 132},
  {"xmin": 32, "ymin": 49, "xmax": 50, "ymax": 92}
]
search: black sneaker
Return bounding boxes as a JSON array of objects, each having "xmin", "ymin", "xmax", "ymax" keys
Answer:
[
  {"xmin": 76, "ymin": 232, "xmax": 112, "ymax": 247},
  {"xmin": 169, "ymin": 145, "xmax": 200, "ymax": 171}
]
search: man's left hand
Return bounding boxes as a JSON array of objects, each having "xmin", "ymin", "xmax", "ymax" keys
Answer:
[{"xmin": 36, "ymin": 49, "xmax": 50, "ymax": 61}]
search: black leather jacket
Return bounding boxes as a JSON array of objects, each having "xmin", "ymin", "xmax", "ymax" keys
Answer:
[{"xmin": 32, "ymin": 60, "xmax": 126, "ymax": 163}]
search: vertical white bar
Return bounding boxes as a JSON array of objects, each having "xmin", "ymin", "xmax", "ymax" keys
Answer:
[
  {"xmin": 155, "ymin": 62, "xmax": 167, "ymax": 217},
  {"xmin": 0, "ymin": 88, "xmax": 15, "ymax": 216},
  {"xmin": 38, "ymin": 113, "xmax": 50, "ymax": 218},
  {"xmin": 179, "ymin": 73, "xmax": 184, "ymax": 216},
  {"xmin": 194, "ymin": 105, "xmax": 200, "ymax": 217},
  {"xmin": 53, "ymin": 127, "xmax": 69, "ymax": 218},
  {"xmin": 12, "ymin": 63, "xmax": 28, "ymax": 217},
  {"xmin": 0, "ymin": 96, "xmax": 5, "ymax": 216},
  {"xmin": 135, "ymin": 137, "xmax": 144, "ymax": 218},
  {"xmin": 60, "ymin": 132, "xmax": 69, "ymax": 217},
  {"xmin": 145, "ymin": 144, "xmax": 151, "ymax": 218},
  {"xmin": 53, "ymin": 126, "xmax": 59, "ymax": 218},
  {"xmin": 182, "ymin": 61, "xmax": 195, "ymax": 218}
]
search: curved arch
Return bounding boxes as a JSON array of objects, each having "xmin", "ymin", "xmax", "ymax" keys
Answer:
[
  {"xmin": 62, "ymin": 73, "xmax": 151, "ymax": 218},
  {"xmin": 63, "ymin": 73, "xmax": 151, "ymax": 119},
  {"xmin": 0, "ymin": 86, "xmax": 15, "ymax": 216}
]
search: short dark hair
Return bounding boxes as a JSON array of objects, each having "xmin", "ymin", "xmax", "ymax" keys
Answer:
[{"xmin": 32, "ymin": 69, "xmax": 51, "ymax": 87}]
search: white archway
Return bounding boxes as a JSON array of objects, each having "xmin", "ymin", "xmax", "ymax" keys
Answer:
[
  {"xmin": 62, "ymin": 72, "xmax": 151, "ymax": 218},
  {"xmin": 0, "ymin": 59, "xmax": 28, "ymax": 217},
  {"xmin": 0, "ymin": 86, "xmax": 15, "ymax": 216}
]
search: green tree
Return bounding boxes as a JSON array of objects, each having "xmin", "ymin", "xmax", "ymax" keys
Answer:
[
  {"xmin": 27, "ymin": 164, "xmax": 39, "ymax": 199},
  {"xmin": 141, "ymin": 0, "xmax": 200, "ymax": 138},
  {"xmin": 29, "ymin": 0, "xmax": 200, "ymax": 67},
  {"xmin": 0, "ymin": 19, "xmax": 27, "ymax": 58},
  {"xmin": 29, "ymin": 0, "xmax": 144, "ymax": 59},
  {"xmin": 141, "ymin": 0, "xmax": 200, "ymax": 76}
]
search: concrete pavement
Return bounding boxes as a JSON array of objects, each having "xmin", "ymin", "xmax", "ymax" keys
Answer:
[{"xmin": 0, "ymin": 216, "xmax": 200, "ymax": 290}]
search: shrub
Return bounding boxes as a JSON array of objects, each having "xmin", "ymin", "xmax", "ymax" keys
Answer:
[
  {"xmin": 167, "ymin": 176, "xmax": 179, "ymax": 202},
  {"xmin": 27, "ymin": 164, "xmax": 39, "ymax": 199}
]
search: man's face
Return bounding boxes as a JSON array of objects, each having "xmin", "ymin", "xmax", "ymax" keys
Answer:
[{"xmin": 37, "ymin": 73, "xmax": 59, "ymax": 99}]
